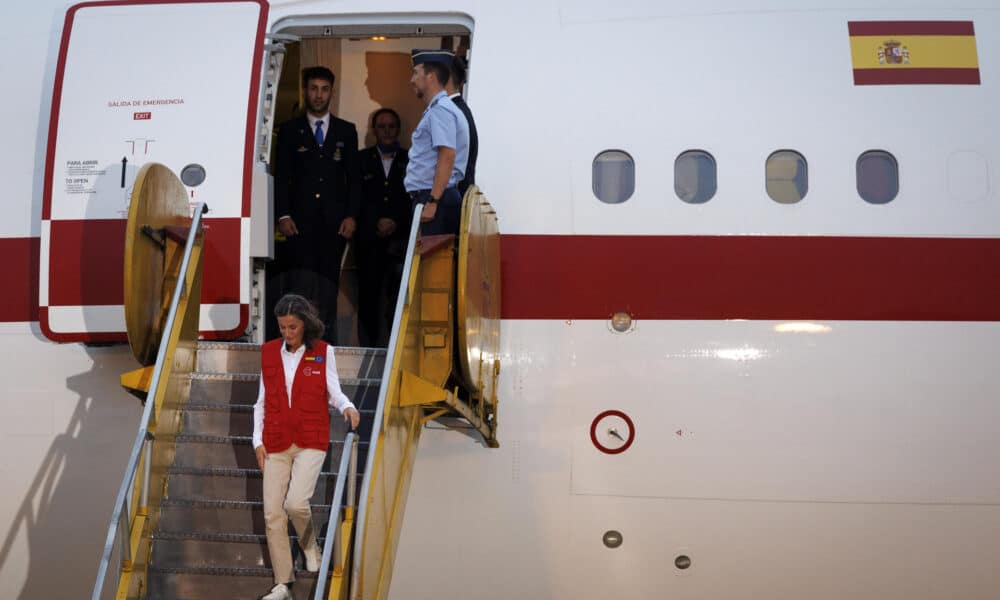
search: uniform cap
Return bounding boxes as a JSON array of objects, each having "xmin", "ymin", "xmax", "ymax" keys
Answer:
[{"xmin": 411, "ymin": 49, "xmax": 455, "ymax": 66}]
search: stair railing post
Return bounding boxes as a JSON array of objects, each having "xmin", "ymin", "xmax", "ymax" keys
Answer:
[
  {"xmin": 139, "ymin": 434, "xmax": 153, "ymax": 513},
  {"xmin": 333, "ymin": 435, "xmax": 359, "ymax": 573},
  {"xmin": 348, "ymin": 435, "xmax": 358, "ymax": 510},
  {"xmin": 118, "ymin": 499, "xmax": 132, "ymax": 571},
  {"xmin": 332, "ymin": 505, "xmax": 343, "ymax": 576}
]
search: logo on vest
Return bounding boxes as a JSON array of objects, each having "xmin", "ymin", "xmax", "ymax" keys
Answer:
[{"xmin": 303, "ymin": 366, "xmax": 316, "ymax": 377}]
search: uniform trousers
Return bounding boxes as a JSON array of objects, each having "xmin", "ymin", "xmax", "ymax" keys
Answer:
[
  {"xmin": 281, "ymin": 233, "xmax": 348, "ymax": 344},
  {"xmin": 355, "ymin": 235, "xmax": 405, "ymax": 347},
  {"xmin": 263, "ymin": 443, "xmax": 327, "ymax": 584},
  {"xmin": 410, "ymin": 187, "xmax": 462, "ymax": 236}
]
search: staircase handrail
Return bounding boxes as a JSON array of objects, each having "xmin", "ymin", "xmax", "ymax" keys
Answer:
[
  {"xmin": 91, "ymin": 202, "xmax": 208, "ymax": 600},
  {"xmin": 314, "ymin": 431, "xmax": 358, "ymax": 600},
  {"xmin": 349, "ymin": 204, "xmax": 423, "ymax": 600}
]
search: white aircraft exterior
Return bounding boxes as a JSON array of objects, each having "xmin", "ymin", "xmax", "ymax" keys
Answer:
[{"xmin": 2, "ymin": 1, "xmax": 1000, "ymax": 598}]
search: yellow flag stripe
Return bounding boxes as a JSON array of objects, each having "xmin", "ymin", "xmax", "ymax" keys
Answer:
[{"xmin": 850, "ymin": 35, "xmax": 979, "ymax": 69}]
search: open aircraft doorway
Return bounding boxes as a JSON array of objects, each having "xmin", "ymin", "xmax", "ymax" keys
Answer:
[{"xmin": 257, "ymin": 14, "xmax": 474, "ymax": 346}]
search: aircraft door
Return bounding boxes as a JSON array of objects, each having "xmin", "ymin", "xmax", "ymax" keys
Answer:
[{"xmin": 40, "ymin": 0, "xmax": 269, "ymax": 342}]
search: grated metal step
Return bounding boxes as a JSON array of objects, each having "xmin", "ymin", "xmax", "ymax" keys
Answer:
[
  {"xmin": 146, "ymin": 565, "xmax": 324, "ymax": 600},
  {"xmin": 172, "ymin": 434, "xmax": 371, "ymax": 471},
  {"xmin": 196, "ymin": 342, "xmax": 385, "ymax": 378},
  {"xmin": 158, "ymin": 498, "xmax": 332, "ymax": 537},
  {"xmin": 182, "ymin": 404, "xmax": 376, "ymax": 438},
  {"xmin": 188, "ymin": 374, "xmax": 382, "ymax": 409},
  {"xmin": 164, "ymin": 465, "xmax": 354, "ymax": 505}
]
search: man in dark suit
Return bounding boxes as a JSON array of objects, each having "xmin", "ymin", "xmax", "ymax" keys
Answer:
[
  {"xmin": 447, "ymin": 56, "xmax": 478, "ymax": 196},
  {"xmin": 356, "ymin": 108, "xmax": 411, "ymax": 346},
  {"xmin": 273, "ymin": 66, "xmax": 361, "ymax": 344}
]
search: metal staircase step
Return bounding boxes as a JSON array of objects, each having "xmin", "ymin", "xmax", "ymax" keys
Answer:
[
  {"xmin": 187, "ymin": 374, "xmax": 258, "ymax": 407},
  {"xmin": 182, "ymin": 404, "xmax": 376, "ymax": 438},
  {"xmin": 173, "ymin": 435, "xmax": 258, "ymax": 470},
  {"xmin": 146, "ymin": 565, "xmax": 324, "ymax": 600},
  {"xmin": 165, "ymin": 466, "xmax": 352, "ymax": 504},
  {"xmin": 196, "ymin": 341, "xmax": 385, "ymax": 377},
  {"xmin": 151, "ymin": 537, "xmax": 274, "ymax": 570},
  {"xmin": 158, "ymin": 498, "xmax": 332, "ymax": 537},
  {"xmin": 188, "ymin": 374, "xmax": 382, "ymax": 409},
  {"xmin": 149, "ymin": 534, "xmax": 333, "ymax": 570},
  {"xmin": 172, "ymin": 435, "xmax": 370, "ymax": 471},
  {"xmin": 154, "ymin": 531, "xmax": 322, "ymax": 544}
]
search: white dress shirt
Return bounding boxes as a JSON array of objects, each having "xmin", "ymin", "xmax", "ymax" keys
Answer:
[
  {"xmin": 307, "ymin": 112, "xmax": 331, "ymax": 140},
  {"xmin": 252, "ymin": 342, "xmax": 355, "ymax": 449},
  {"xmin": 380, "ymin": 151, "xmax": 394, "ymax": 178}
]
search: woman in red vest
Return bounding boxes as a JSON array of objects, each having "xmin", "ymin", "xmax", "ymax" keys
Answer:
[{"xmin": 253, "ymin": 294, "xmax": 361, "ymax": 600}]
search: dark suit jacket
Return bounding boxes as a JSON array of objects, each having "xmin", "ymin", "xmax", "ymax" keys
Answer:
[
  {"xmin": 274, "ymin": 114, "xmax": 361, "ymax": 239},
  {"xmin": 452, "ymin": 95, "xmax": 478, "ymax": 195},
  {"xmin": 358, "ymin": 146, "xmax": 411, "ymax": 242}
]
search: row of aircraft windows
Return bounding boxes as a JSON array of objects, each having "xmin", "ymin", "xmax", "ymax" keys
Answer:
[{"xmin": 593, "ymin": 149, "xmax": 901, "ymax": 205}]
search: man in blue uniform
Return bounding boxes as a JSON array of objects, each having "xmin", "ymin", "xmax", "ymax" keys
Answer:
[
  {"xmin": 356, "ymin": 108, "xmax": 411, "ymax": 346},
  {"xmin": 404, "ymin": 49, "xmax": 470, "ymax": 235},
  {"xmin": 273, "ymin": 66, "xmax": 361, "ymax": 343}
]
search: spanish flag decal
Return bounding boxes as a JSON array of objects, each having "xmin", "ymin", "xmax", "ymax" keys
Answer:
[{"xmin": 849, "ymin": 21, "xmax": 980, "ymax": 85}]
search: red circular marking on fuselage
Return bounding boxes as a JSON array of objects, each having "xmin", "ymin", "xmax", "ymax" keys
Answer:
[{"xmin": 590, "ymin": 410, "xmax": 635, "ymax": 455}]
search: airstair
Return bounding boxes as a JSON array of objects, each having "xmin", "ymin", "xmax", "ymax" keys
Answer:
[
  {"xmin": 145, "ymin": 342, "xmax": 381, "ymax": 598},
  {"xmin": 92, "ymin": 163, "xmax": 500, "ymax": 600}
]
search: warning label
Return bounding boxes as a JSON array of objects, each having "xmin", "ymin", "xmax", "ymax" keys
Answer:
[{"xmin": 64, "ymin": 159, "xmax": 105, "ymax": 195}]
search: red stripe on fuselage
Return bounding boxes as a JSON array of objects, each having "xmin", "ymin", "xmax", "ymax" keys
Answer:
[
  {"xmin": 6, "ymin": 234, "xmax": 1000, "ymax": 324},
  {"xmin": 847, "ymin": 21, "xmax": 975, "ymax": 36},
  {"xmin": 853, "ymin": 68, "xmax": 980, "ymax": 85},
  {"xmin": 499, "ymin": 235, "xmax": 1000, "ymax": 321},
  {"xmin": 46, "ymin": 218, "xmax": 241, "ymax": 306},
  {"xmin": 0, "ymin": 238, "xmax": 40, "ymax": 322}
]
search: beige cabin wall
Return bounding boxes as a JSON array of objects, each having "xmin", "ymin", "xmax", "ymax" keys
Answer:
[
  {"xmin": 300, "ymin": 37, "xmax": 344, "ymax": 117},
  {"xmin": 337, "ymin": 37, "xmax": 443, "ymax": 149}
]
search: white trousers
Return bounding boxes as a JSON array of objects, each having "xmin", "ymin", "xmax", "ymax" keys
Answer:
[{"xmin": 263, "ymin": 443, "xmax": 326, "ymax": 584}]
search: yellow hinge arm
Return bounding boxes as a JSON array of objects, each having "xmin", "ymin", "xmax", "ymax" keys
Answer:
[
  {"xmin": 399, "ymin": 371, "xmax": 449, "ymax": 407},
  {"xmin": 120, "ymin": 365, "xmax": 154, "ymax": 400}
]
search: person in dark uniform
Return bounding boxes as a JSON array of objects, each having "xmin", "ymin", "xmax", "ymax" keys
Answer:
[
  {"xmin": 446, "ymin": 56, "xmax": 478, "ymax": 196},
  {"xmin": 356, "ymin": 108, "xmax": 411, "ymax": 346},
  {"xmin": 273, "ymin": 66, "xmax": 361, "ymax": 344}
]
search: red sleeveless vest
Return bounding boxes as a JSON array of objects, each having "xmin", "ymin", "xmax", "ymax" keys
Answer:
[{"xmin": 260, "ymin": 339, "xmax": 330, "ymax": 453}]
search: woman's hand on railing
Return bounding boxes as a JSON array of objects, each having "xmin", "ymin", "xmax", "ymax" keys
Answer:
[
  {"xmin": 343, "ymin": 407, "xmax": 361, "ymax": 430},
  {"xmin": 255, "ymin": 445, "xmax": 267, "ymax": 473}
]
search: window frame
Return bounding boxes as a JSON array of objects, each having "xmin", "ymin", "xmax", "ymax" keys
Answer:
[
  {"xmin": 592, "ymin": 149, "xmax": 636, "ymax": 204},
  {"xmin": 674, "ymin": 149, "xmax": 718, "ymax": 204},
  {"xmin": 856, "ymin": 149, "xmax": 899, "ymax": 205},
  {"xmin": 765, "ymin": 149, "xmax": 809, "ymax": 204}
]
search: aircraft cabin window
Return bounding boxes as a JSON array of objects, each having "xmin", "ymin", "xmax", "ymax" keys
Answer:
[
  {"xmin": 593, "ymin": 150, "xmax": 635, "ymax": 204},
  {"xmin": 766, "ymin": 150, "xmax": 808, "ymax": 204},
  {"xmin": 857, "ymin": 150, "xmax": 899, "ymax": 204},
  {"xmin": 675, "ymin": 150, "xmax": 717, "ymax": 204}
]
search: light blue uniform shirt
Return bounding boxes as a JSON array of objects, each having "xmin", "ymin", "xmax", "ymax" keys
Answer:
[{"xmin": 404, "ymin": 90, "xmax": 470, "ymax": 192}]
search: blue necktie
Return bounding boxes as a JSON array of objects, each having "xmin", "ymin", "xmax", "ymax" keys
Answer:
[{"xmin": 315, "ymin": 121, "xmax": 324, "ymax": 146}]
